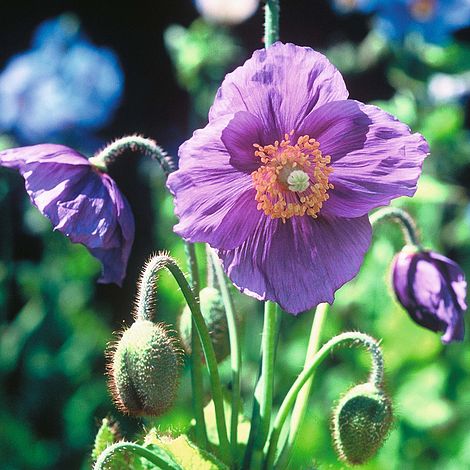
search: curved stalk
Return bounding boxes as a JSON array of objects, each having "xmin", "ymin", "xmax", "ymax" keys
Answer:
[
  {"xmin": 265, "ymin": 332, "xmax": 384, "ymax": 469},
  {"xmin": 276, "ymin": 303, "xmax": 329, "ymax": 468}
]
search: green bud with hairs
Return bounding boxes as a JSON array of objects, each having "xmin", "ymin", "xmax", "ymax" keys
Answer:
[
  {"xmin": 332, "ymin": 382, "xmax": 393, "ymax": 465},
  {"xmin": 178, "ymin": 286, "xmax": 230, "ymax": 363},
  {"xmin": 107, "ymin": 319, "xmax": 183, "ymax": 417}
]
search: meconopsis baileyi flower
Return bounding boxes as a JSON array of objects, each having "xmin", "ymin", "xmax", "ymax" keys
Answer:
[
  {"xmin": 0, "ymin": 144, "xmax": 134, "ymax": 285},
  {"xmin": 167, "ymin": 42, "xmax": 429, "ymax": 314},
  {"xmin": 392, "ymin": 249, "xmax": 467, "ymax": 343}
]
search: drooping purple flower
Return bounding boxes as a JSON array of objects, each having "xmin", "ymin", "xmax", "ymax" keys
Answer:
[
  {"xmin": 167, "ymin": 42, "xmax": 429, "ymax": 314},
  {"xmin": 392, "ymin": 249, "xmax": 467, "ymax": 343},
  {"xmin": 0, "ymin": 144, "xmax": 134, "ymax": 285}
]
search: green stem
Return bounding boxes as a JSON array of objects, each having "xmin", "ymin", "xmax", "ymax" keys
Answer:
[
  {"xmin": 265, "ymin": 332, "xmax": 384, "ymax": 469},
  {"xmin": 94, "ymin": 442, "xmax": 180, "ymax": 470},
  {"xmin": 185, "ymin": 243, "xmax": 209, "ymax": 449},
  {"xmin": 139, "ymin": 254, "xmax": 231, "ymax": 465},
  {"xmin": 89, "ymin": 135, "xmax": 176, "ymax": 175},
  {"xmin": 370, "ymin": 207, "xmax": 422, "ymax": 248},
  {"xmin": 250, "ymin": 301, "xmax": 281, "ymax": 469},
  {"xmin": 264, "ymin": 0, "xmax": 280, "ymax": 47},
  {"xmin": 276, "ymin": 303, "xmax": 329, "ymax": 469},
  {"xmin": 209, "ymin": 248, "xmax": 242, "ymax": 465}
]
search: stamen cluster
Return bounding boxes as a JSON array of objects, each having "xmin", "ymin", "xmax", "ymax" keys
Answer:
[{"xmin": 251, "ymin": 133, "xmax": 333, "ymax": 221}]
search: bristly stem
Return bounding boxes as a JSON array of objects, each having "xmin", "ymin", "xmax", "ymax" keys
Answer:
[
  {"xmin": 370, "ymin": 207, "xmax": 422, "ymax": 249},
  {"xmin": 89, "ymin": 135, "xmax": 176, "ymax": 176},
  {"xmin": 264, "ymin": 0, "xmax": 280, "ymax": 47},
  {"xmin": 94, "ymin": 441, "xmax": 179, "ymax": 470},
  {"xmin": 135, "ymin": 254, "xmax": 231, "ymax": 465},
  {"xmin": 185, "ymin": 243, "xmax": 209, "ymax": 449},
  {"xmin": 210, "ymin": 248, "xmax": 242, "ymax": 465},
  {"xmin": 276, "ymin": 303, "xmax": 330, "ymax": 468},
  {"xmin": 265, "ymin": 332, "xmax": 384, "ymax": 469}
]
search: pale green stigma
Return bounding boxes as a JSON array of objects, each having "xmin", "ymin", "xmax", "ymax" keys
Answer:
[{"xmin": 287, "ymin": 169, "xmax": 310, "ymax": 192}]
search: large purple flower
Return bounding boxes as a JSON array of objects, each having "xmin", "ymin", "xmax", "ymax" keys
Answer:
[
  {"xmin": 0, "ymin": 144, "xmax": 134, "ymax": 285},
  {"xmin": 168, "ymin": 42, "xmax": 429, "ymax": 314},
  {"xmin": 392, "ymin": 249, "xmax": 466, "ymax": 343}
]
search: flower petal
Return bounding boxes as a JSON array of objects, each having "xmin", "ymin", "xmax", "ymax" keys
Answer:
[
  {"xmin": 219, "ymin": 214, "xmax": 372, "ymax": 314},
  {"xmin": 167, "ymin": 114, "xmax": 260, "ymax": 250},
  {"xmin": 209, "ymin": 42, "xmax": 348, "ymax": 136},
  {"xmin": 299, "ymin": 100, "xmax": 429, "ymax": 218},
  {"xmin": 1, "ymin": 144, "xmax": 134, "ymax": 285}
]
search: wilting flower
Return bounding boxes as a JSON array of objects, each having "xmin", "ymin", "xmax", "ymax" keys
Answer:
[
  {"xmin": 0, "ymin": 144, "xmax": 134, "ymax": 285},
  {"xmin": 0, "ymin": 14, "xmax": 123, "ymax": 145},
  {"xmin": 392, "ymin": 249, "xmax": 466, "ymax": 343},
  {"xmin": 374, "ymin": 0, "xmax": 470, "ymax": 44},
  {"xmin": 168, "ymin": 42, "xmax": 429, "ymax": 314}
]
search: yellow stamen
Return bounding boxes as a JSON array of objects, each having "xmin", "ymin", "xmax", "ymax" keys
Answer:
[{"xmin": 251, "ymin": 133, "xmax": 333, "ymax": 222}]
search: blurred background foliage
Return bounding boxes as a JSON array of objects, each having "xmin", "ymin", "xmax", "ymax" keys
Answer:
[{"xmin": 1, "ymin": 1, "xmax": 470, "ymax": 468}]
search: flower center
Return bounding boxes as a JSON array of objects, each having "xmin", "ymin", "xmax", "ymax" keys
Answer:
[
  {"xmin": 409, "ymin": 0, "xmax": 436, "ymax": 21},
  {"xmin": 251, "ymin": 132, "xmax": 333, "ymax": 222}
]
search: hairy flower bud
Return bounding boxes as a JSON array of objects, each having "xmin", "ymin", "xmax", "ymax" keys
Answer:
[
  {"xmin": 107, "ymin": 320, "xmax": 182, "ymax": 417},
  {"xmin": 332, "ymin": 382, "xmax": 393, "ymax": 465},
  {"xmin": 178, "ymin": 287, "xmax": 230, "ymax": 363}
]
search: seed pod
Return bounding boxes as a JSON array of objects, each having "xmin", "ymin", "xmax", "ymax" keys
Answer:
[
  {"xmin": 332, "ymin": 382, "xmax": 393, "ymax": 465},
  {"xmin": 178, "ymin": 287, "xmax": 230, "ymax": 363},
  {"xmin": 107, "ymin": 320, "xmax": 182, "ymax": 417}
]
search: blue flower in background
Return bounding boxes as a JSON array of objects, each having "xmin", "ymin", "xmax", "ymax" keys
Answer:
[
  {"xmin": 376, "ymin": 0, "xmax": 470, "ymax": 44},
  {"xmin": 0, "ymin": 14, "xmax": 124, "ymax": 145},
  {"xmin": 332, "ymin": 0, "xmax": 470, "ymax": 44},
  {"xmin": 332, "ymin": 0, "xmax": 378, "ymax": 14}
]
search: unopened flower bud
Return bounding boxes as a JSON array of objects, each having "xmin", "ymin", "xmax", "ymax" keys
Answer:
[
  {"xmin": 392, "ymin": 248, "xmax": 467, "ymax": 343},
  {"xmin": 178, "ymin": 287, "xmax": 230, "ymax": 363},
  {"xmin": 332, "ymin": 382, "xmax": 393, "ymax": 465},
  {"xmin": 107, "ymin": 320, "xmax": 182, "ymax": 417}
]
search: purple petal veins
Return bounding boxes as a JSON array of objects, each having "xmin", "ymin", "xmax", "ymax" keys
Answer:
[
  {"xmin": 0, "ymin": 144, "xmax": 134, "ymax": 286},
  {"xmin": 168, "ymin": 42, "xmax": 429, "ymax": 313}
]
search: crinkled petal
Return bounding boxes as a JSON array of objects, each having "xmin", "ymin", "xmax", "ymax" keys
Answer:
[
  {"xmin": 209, "ymin": 42, "xmax": 348, "ymax": 136},
  {"xmin": 167, "ymin": 114, "xmax": 260, "ymax": 250},
  {"xmin": 0, "ymin": 143, "xmax": 90, "ymax": 169},
  {"xmin": 219, "ymin": 214, "xmax": 372, "ymax": 314},
  {"xmin": 299, "ymin": 100, "xmax": 429, "ymax": 218},
  {"xmin": 1, "ymin": 144, "xmax": 134, "ymax": 285}
]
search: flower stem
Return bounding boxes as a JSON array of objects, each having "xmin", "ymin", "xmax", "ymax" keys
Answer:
[
  {"xmin": 138, "ymin": 254, "xmax": 231, "ymax": 465},
  {"xmin": 276, "ymin": 303, "xmax": 329, "ymax": 469},
  {"xmin": 245, "ymin": 301, "xmax": 281, "ymax": 469},
  {"xmin": 209, "ymin": 249, "xmax": 242, "ymax": 465},
  {"xmin": 93, "ymin": 441, "xmax": 180, "ymax": 470},
  {"xmin": 185, "ymin": 243, "xmax": 209, "ymax": 449},
  {"xmin": 264, "ymin": 0, "xmax": 280, "ymax": 47},
  {"xmin": 370, "ymin": 207, "xmax": 422, "ymax": 249},
  {"xmin": 265, "ymin": 332, "xmax": 384, "ymax": 469},
  {"xmin": 89, "ymin": 135, "xmax": 176, "ymax": 176}
]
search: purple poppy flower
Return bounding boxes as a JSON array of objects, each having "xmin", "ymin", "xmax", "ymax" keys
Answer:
[
  {"xmin": 0, "ymin": 144, "xmax": 134, "ymax": 285},
  {"xmin": 392, "ymin": 249, "xmax": 466, "ymax": 343},
  {"xmin": 167, "ymin": 42, "xmax": 429, "ymax": 314}
]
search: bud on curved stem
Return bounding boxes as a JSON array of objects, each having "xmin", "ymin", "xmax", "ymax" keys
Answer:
[
  {"xmin": 89, "ymin": 135, "xmax": 176, "ymax": 176},
  {"xmin": 370, "ymin": 206, "xmax": 422, "ymax": 249},
  {"xmin": 132, "ymin": 253, "xmax": 231, "ymax": 465},
  {"xmin": 264, "ymin": 332, "xmax": 386, "ymax": 469},
  {"xmin": 332, "ymin": 382, "xmax": 392, "ymax": 465},
  {"xmin": 107, "ymin": 319, "xmax": 182, "ymax": 417}
]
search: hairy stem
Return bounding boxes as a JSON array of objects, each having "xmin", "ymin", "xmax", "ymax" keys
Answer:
[{"xmin": 265, "ymin": 332, "xmax": 384, "ymax": 469}]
